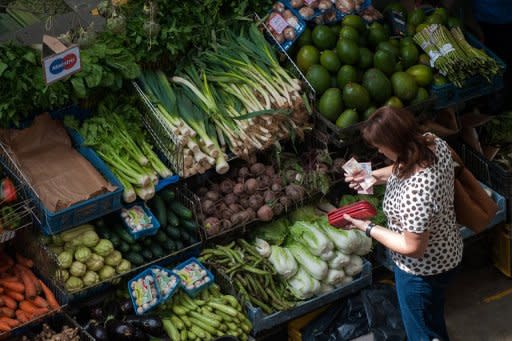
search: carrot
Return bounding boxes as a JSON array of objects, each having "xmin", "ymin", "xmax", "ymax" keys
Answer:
[
  {"xmin": 38, "ymin": 280, "xmax": 59, "ymax": 310},
  {"xmin": 30, "ymin": 296, "xmax": 48, "ymax": 309},
  {"xmin": 19, "ymin": 267, "xmax": 41, "ymax": 295},
  {"xmin": 19, "ymin": 301, "xmax": 47, "ymax": 316},
  {"xmin": 0, "ymin": 275, "xmax": 18, "ymax": 282},
  {"xmin": 0, "ymin": 307, "xmax": 14, "ymax": 318},
  {"xmin": 0, "ymin": 280, "xmax": 23, "ymax": 294},
  {"xmin": 15, "ymin": 310, "xmax": 28, "ymax": 323},
  {"xmin": 15, "ymin": 254, "xmax": 33, "ymax": 268},
  {"xmin": 0, "ymin": 288, "xmax": 4, "ymax": 294},
  {"xmin": 0, "ymin": 321, "xmax": 11, "ymax": 332},
  {"xmin": 0, "ymin": 317, "xmax": 19, "ymax": 328},
  {"xmin": 5, "ymin": 290, "xmax": 23, "ymax": 302},
  {"xmin": 14, "ymin": 267, "xmax": 35, "ymax": 300},
  {"xmin": 0, "ymin": 296, "xmax": 16, "ymax": 310}
]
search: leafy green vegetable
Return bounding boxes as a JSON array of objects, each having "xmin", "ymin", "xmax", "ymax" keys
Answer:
[{"xmin": 251, "ymin": 218, "xmax": 289, "ymax": 245}]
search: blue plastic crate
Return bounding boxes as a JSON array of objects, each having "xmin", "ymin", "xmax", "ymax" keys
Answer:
[
  {"xmin": 120, "ymin": 202, "xmax": 160, "ymax": 240},
  {"xmin": 246, "ymin": 260, "xmax": 372, "ymax": 335},
  {"xmin": 264, "ymin": 2, "xmax": 307, "ymax": 52},
  {"xmin": 151, "ymin": 265, "xmax": 181, "ymax": 303},
  {"xmin": 128, "ymin": 268, "xmax": 162, "ymax": 315},
  {"xmin": 432, "ymin": 32, "xmax": 506, "ymax": 109}
]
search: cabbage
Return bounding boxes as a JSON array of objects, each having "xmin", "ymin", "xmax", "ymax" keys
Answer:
[
  {"xmin": 289, "ymin": 206, "xmax": 321, "ymax": 223},
  {"xmin": 65, "ymin": 276, "xmax": 83, "ymax": 291},
  {"xmin": 254, "ymin": 238, "xmax": 271, "ymax": 258},
  {"xmin": 269, "ymin": 246, "xmax": 298, "ymax": 279},
  {"xmin": 345, "ymin": 255, "xmax": 364, "ymax": 276},
  {"xmin": 319, "ymin": 282, "xmax": 334, "ymax": 294},
  {"xmin": 320, "ymin": 249, "xmax": 335, "ymax": 261},
  {"xmin": 328, "ymin": 251, "xmax": 351, "ymax": 269},
  {"xmin": 251, "ymin": 218, "xmax": 289, "ymax": 245},
  {"xmin": 289, "ymin": 221, "xmax": 333, "ymax": 256},
  {"xmin": 80, "ymin": 230, "xmax": 100, "ymax": 248},
  {"xmin": 318, "ymin": 219, "xmax": 361, "ymax": 254},
  {"xmin": 355, "ymin": 231, "xmax": 373, "ymax": 256},
  {"xmin": 326, "ymin": 269, "xmax": 345, "ymax": 285},
  {"xmin": 287, "ymin": 268, "xmax": 320, "ymax": 300},
  {"xmin": 287, "ymin": 242, "xmax": 328, "ymax": 280}
]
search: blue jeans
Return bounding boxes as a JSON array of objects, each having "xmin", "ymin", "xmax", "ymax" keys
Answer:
[{"xmin": 394, "ymin": 265, "xmax": 458, "ymax": 341}]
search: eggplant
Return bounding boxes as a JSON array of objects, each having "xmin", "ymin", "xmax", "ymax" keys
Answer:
[
  {"xmin": 87, "ymin": 323, "xmax": 109, "ymax": 341},
  {"xmin": 106, "ymin": 319, "xmax": 137, "ymax": 341},
  {"xmin": 133, "ymin": 328, "xmax": 150, "ymax": 341},
  {"xmin": 124, "ymin": 315, "xmax": 163, "ymax": 336},
  {"xmin": 90, "ymin": 306, "xmax": 105, "ymax": 321},
  {"xmin": 119, "ymin": 299, "xmax": 134, "ymax": 315}
]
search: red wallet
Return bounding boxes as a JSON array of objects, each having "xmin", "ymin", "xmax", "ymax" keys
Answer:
[{"xmin": 328, "ymin": 200, "xmax": 377, "ymax": 228}]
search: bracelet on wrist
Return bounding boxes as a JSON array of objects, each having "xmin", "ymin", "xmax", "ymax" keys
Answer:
[{"xmin": 365, "ymin": 222, "xmax": 376, "ymax": 237}]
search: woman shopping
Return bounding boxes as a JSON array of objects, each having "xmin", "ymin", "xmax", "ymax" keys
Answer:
[{"xmin": 344, "ymin": 106, "xmax": 463, "ymax": 341}]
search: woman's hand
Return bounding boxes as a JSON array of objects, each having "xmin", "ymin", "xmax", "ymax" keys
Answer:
[
  {"xmin": 343, "ymin": 214, "xmax": 369, "ymax": 232},
  {"xmin": 344, "ymin": 170, "xmax": 367, "ymax": 191}
]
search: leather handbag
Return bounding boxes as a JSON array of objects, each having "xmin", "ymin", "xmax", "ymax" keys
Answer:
[{"xmin": 450, "ymin": 148, "xmax": 498, "ymax": 233}]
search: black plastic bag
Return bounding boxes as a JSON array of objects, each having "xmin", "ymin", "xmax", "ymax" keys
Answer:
[{"xmin": 302, "ymin": 283, "xmax": 406, "ymax": 341}]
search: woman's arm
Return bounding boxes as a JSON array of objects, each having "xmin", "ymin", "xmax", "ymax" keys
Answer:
[{"xmin": 344, "ymin": 214, "xmax": 430, "ymax": 258}]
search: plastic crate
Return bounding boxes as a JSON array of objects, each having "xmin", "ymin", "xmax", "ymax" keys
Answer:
[
  {"xmin": 432, "ymin": 32, "xmax": 506, "ymax": 109},
  {"xmin": 492, "ymin": 224, "xmax": 512, "ymax": 277},
  {"xmin": 451, "ymin": 141, "xmax": 512, "ymax": 198},
  {"xmin": 120, "ymin": 202, "xmax": 160, "ymax": 240},
  {"xmin": 0, "ymin": 271, "xmax": 68, "ymax": 339},
  {"xmin": 246, "ymin": 260, "xmax": 372, "ymax": 335}
]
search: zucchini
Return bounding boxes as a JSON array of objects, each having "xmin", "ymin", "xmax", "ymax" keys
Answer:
[
  {"xmin": 162, "ymin": 240, "xmax": 177, "ymax": 252},
  {"xmin": 142, "ymin": 237, "xmax": 152, "ymax": 247},
  {"xmin": 131, "ymin": 243, "xmax": 142, "ymax": 253},
  {"xmin": 180, "ymin": 329, "xmax": 187, "ymax": 341},
  {"xmin": 125, "ymin": 252, "xmax": 144, "ymax": 266},
  {"xmin": 155, "ymin": 230, "xmax": 168, "ymax": 243},
  {"xmin": 160, "ymin": 189, "xmax": 175, "ymax": 202},
  {"xmin": 169, "ymin": 201, "xmax": 192, "ymax": 219},
  {"xmin": 116, "ymin": 229, "xmax": 136, "ymax": 245},
  {"xmin": 163, "ymin": 319, "xmax": 180, "ymax": 341},
  {"xmin": 153, "ymin": 196, "xmax": 167, "ymax": 227},
  {"xmin": 170, "ymin": 315, "xmax": 184, "ymax": 330},
  {"xmin": 141, "ymin": 249, "xmax": 153, "ymax": 261},
  {"xmin": 118, "ymin": 241, "xmax": 130, "ymax": 254},
  {"xmin": 61, "ymin": 224, "xmax": 95, "ymax": 242},
  {"xmin": 165, "ymin": 226, "xmax": 181, "ymax": 239},
  {"xmin": 167, "ymin": 210, "xmax": 180, "ymax": 227},
  {"xmin": 152, "ymin": 244, "xmax": 164, "ymax": 258}
]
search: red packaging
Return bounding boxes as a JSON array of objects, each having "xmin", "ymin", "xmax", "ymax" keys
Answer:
[{"xmin": 328, "ymin": 200, "xmax": 377, "ymax": 228}]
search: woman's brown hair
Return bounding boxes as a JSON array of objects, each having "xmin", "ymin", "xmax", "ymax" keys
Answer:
[{"xmin": 362, "ymin": 106, "xmax": 437, "ymax": 179}]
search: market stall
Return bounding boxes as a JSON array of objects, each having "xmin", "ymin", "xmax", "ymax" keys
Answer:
[{"xmin": 0, "ymin": 0, "xmax": 508, "ymax": 340}]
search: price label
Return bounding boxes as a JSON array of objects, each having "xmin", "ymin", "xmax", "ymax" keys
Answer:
[
  {"xmin": 268, "ymin": 14, "xmax": 288, "ymax": 34},
  {"xmin": 42, "ymin": 45, "xmax": 81, "ymax": 85},
  {"xmin": 440, "ymin": 43, "xmax": 455, "ymax": 56}
]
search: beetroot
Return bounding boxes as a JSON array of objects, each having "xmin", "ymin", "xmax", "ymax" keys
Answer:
[
  {"xmin": 204, "ymin": 217, "xmax": 221, "ymax": 235},
  {"xmin": 220, "ymin": 179, "xmax": 235, "ymax": 194},
  {"xmin": 233, "ymin": 183, "xmax": 244, "ymax": 196},
  {"xmin": 250, "ymin": 163, "xmax": 265, "ymax": 176},
  {"xmin": 244, "ymin": 178, "xmax": 258, "ymax": 195},
  {"xmin": 248, "ymin": 194, "xmax": 264, "ymax": 210},
  {"xmin": 224, "ymin": 193, "xmax": 238, "ymax": 206},
  {"xmin": 257, "ymin": 205, "xmax": 274, "ymax": 221}
]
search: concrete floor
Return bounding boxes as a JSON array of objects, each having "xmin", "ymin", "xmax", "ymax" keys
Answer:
[{"xmin": 445, "ymin": 237, "xmax": 512, "ymax": 341}]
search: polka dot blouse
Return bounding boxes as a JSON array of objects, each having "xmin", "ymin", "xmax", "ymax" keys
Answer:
[{"xmin": 382, "ymin": 136, "xmax": 463, "ymax": 276}]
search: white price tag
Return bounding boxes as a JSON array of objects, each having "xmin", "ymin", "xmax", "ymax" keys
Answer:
[
  {"xmin": 440, "ymin": 43, "xmax": 455, "ymax": 56},
  {"xmin": 269, "ymin": 14, "xmax": 289, "ymax": 34}
]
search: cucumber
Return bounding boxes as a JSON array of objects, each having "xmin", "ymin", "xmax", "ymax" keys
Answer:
[
  {"xmin": 109, "ymin": 234, "xmax": 120, "ymax": 248},
  {"xmin": 155, "ymin": 230, "xmax": 168, "ymax": 243},
  {"xmin": 165, "ymin": 226, "xmax": 181, "ymax": 239},
  {"xmin": 179, "ymin": 229, "xmax": 191, "ymax": 242},
  {"xmin": 141, "ymin": 249, "xmax": 153, "ymax": 260},
  {"xmin": 116, "ymin": 229, "xmax": 136, "ymax": 245},
  {"xmin": 167, "ymin": 211, "xmax": 180, "ymax": 227},
  {"xmin": 152, "ymin": 244, "xmax": 164, "ymax": 258},
  {"xmin": 169, "ymin": 201, "xmax": 192, "ymax": 219},
  {"xmin": 175, "ymin": 240, "xmax": 184, "ymax": 250},
  {"xmin": 160, "ymin": 189, "xmax": 175, "ymax": 202},
  {"xmin": 153, "ymin": 196, "xmax": 167, "ymax": 227},
  {"xmin": 180, "ymin": 219, "xmax": 198, "ymax": 232},
  {"xmin": 130, "ymin": 243, "xmax": 142, "ymax": 253},
  {"xmin": 118, "ymin": 241, "xmax": 130, "ymax": 254},
  {"xmin": 162, "ymin": 240, "xmax": 177, "ymax": 252},
  {"xmin": 125, "ymin": 252, "xmax": 144, "ymax": 266},
  {"xmin": 142, "ymin": 237, "xmax": 152, "ymax": 247}
]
